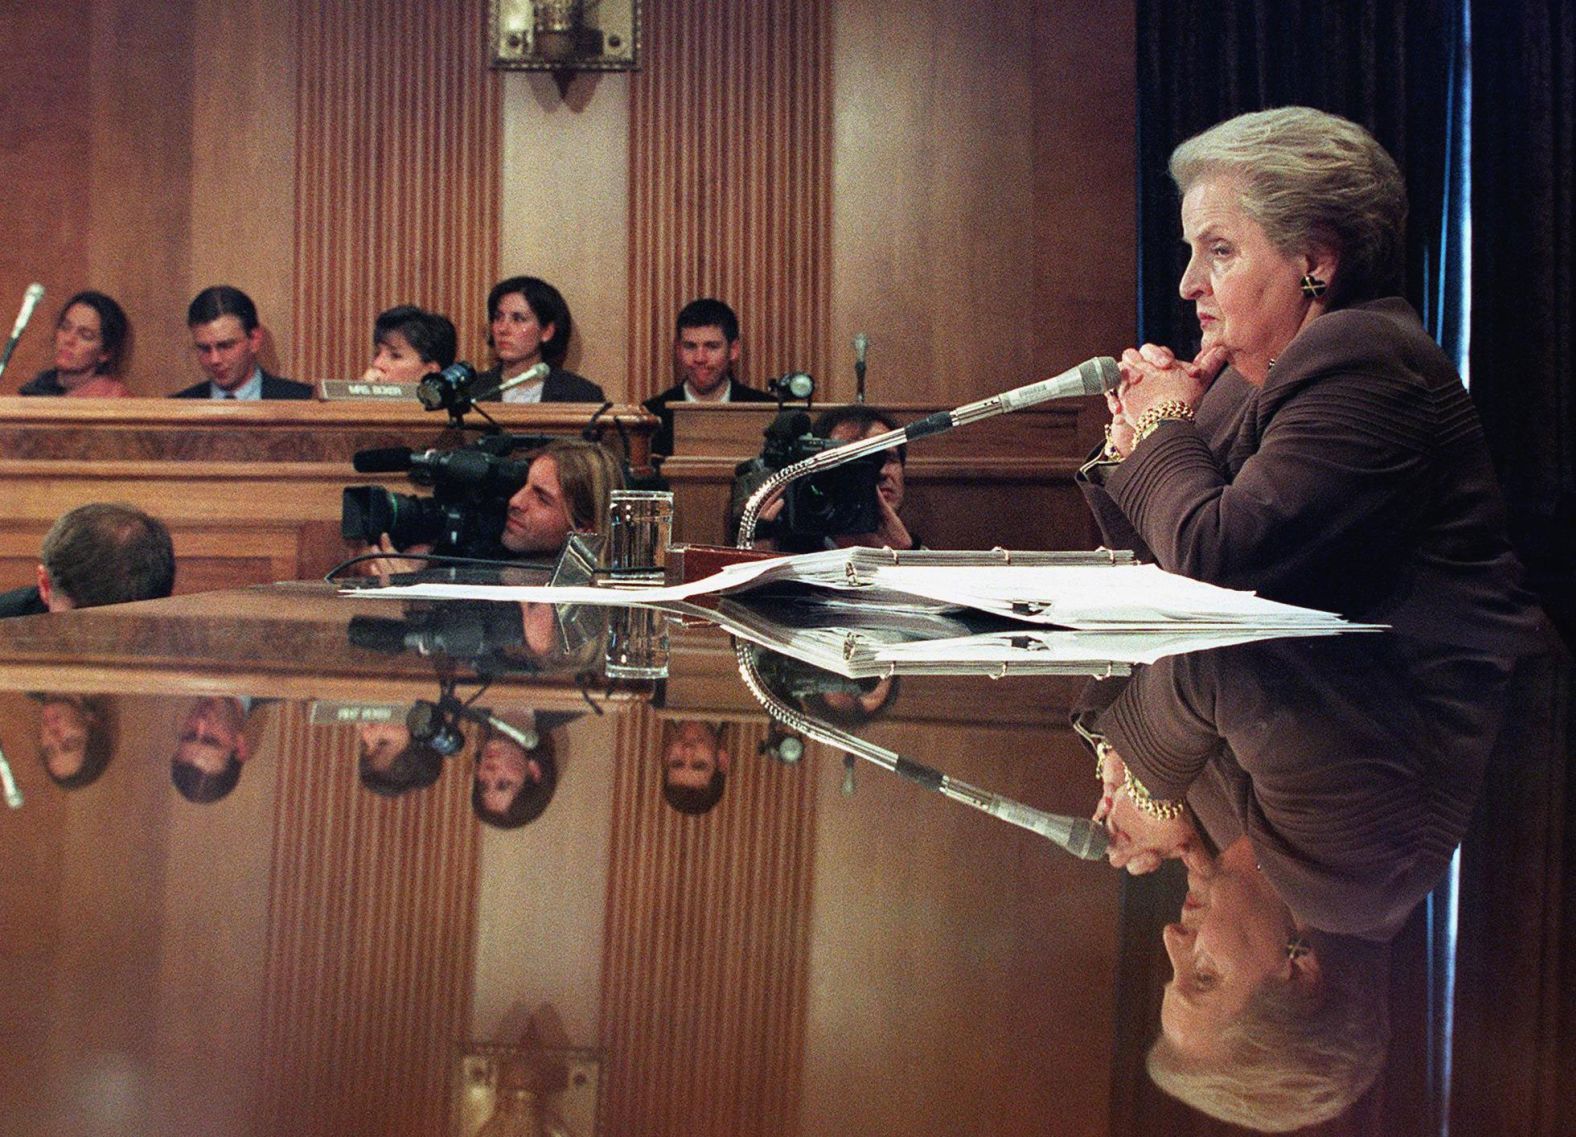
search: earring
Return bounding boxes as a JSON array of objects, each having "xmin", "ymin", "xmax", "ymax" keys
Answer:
[
  {"xmin": 1300, "ymin": 274, "xmax": 1327, "ymax": 299},
  {"xmin": 1286, "ymin": 935, "xmax": 1311, "ymax": 961}
]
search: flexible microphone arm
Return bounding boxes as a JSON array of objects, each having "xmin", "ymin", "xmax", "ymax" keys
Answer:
[
  {"xmin": 466, "ymin": 360, "xmax": 551, "ymax": 404},
  {"xmin": 736, "ymin": 355, "xmax": 1119, "ymax": 548},
  {"xmin": 733, "ymin": 640, "xmax": 1108, "ymax": 861}
]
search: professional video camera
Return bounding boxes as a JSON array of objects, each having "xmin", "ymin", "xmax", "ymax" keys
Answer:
[
  {"xmin": 341, "ymin": 434, "xmax": 549, "ymax": 557},
  {"xmin": 729, "ymin": 410, "xmax": 881, "ymax": 542}
]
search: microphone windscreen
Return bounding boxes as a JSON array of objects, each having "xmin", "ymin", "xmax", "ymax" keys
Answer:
[
  {"xmin": 1081, "ymin": 356, "xmax": 1121, "ymax": 395},
  {"xmin": 352, "ymin": 447, "xmax": 415, "ymax": 473}
]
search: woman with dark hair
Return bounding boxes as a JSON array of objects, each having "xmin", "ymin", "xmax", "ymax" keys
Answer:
[
  {"xmin": 475, "ymin": 275, "xmax": 604, "ymax": 402},
  {"xmin": 34, "ymin": 693, "xmax": 116, "ymax": 789},
  {"xmin": 1082, "ymin": 106, "xmax": 1537, "ymax": 652},
  {"xmin": 472, "ymin": 715, "xmax": 558, "ymax": 829},
  {"xmin": 361, "ymin": 304, "xmax": 457, "ymax": 385},
  {"xmin": 19, "ymin": 290, "xmax": 131, "ymax": 397}
]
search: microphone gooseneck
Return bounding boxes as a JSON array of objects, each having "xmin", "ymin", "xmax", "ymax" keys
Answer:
[
  {"xmin": 733, "ymin": 640, "xmax": 1108, "ymax": 862},
  {"xmin": 736, "ymin": 355, "xmax": 1119, "ymax": 548}
]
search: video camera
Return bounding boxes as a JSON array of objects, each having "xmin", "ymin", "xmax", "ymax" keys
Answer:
[
  {"xmin": 729, "ymin": 411, "xmax": 881, "ymax": 541},
  {"xmin": 342, "ymin": 434, "xmax": 550, "ymax": 557}
]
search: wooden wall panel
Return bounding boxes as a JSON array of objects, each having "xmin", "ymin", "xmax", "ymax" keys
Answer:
[
  {"xmin": 627, "ymin": 0, "xmax": 833, "ymax": 398},
  {"xmin": 257, "ymin": 707, "xmax": 482, "ymax": 1136},
  {"xmin": 600, "ymin": 709, "xmax": 816, "ymax": 1136},
  {"xmin": 293, "ymin": 0, "xmax": 501, "ymax": 385}
]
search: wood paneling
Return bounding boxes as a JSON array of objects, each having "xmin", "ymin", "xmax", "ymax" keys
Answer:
[
  {"xmin": 627, "ymin": 0, "xmax": 833, "ymax": 399},
  {"xmin": 830, "ymin": 0, "xmax": 1137, "ymax": 409},
  {"xmin": 599, "ymin": 708, "xmax": 816, "ymax": 1136},
  {"xmin": 257, "ymin": 705, "xmax": 481, "ymax": 1136},
  {"xmin": 293, "ymin": 0, "xmax": 501, "ymax": 384}
]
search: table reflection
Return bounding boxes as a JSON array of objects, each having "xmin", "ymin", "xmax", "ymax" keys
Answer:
[{"xmin": 0, "ymin": 582, "xmax": 1564, "ymax": 1135}]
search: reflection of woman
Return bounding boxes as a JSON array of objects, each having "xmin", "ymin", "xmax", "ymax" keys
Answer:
[
  {"xmin": 19, "ymin": 291, "xmax": 131, "ymax": 397},
  {"xmin": 472, "ymin": 716, "xmax": 558, "ymax": 829},
  {"xmin": 357, "ymin": 719, "xmax": 443, "ymax": 796},
  {"xmin": 1081, "ymin": 107, "xmax": 1534, "ymax": 650},
  {"xmin": 1082, "ymin": 632, "xmax": 1518, "ymax": 1130},
  {"xmin": 33, "ymin": 693, "xmax": 116, "ymax": 789}
]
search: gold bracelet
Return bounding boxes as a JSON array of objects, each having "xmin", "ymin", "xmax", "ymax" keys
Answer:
[
  {"xmin": 1099, "ymin": 425, "xmax": 1124, "ymax": 463},
  {"xmin": 1123, "ymin": 770, "xmax": 1185, "ymax": 822},
  {"xmin": 1094, "ymin": 739, "xmax": 1116, "ymax": 780},
  {"xmin": 1130, "ymin": 399, "xmax": 1196, "ymax": 446}
]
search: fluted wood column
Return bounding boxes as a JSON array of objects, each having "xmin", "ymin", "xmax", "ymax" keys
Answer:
[
  {"xmin": 292, "ymin": 0, "xmax": 501, "ymax": 382},
  {"xmin": 257, "ymin": 707, "xmax": 481, "ymax": 1136},
  {"xmin": 600, "ymin": 708, "xmax": 818, "ymax": 1136},
  {"xmin": 627, "ymin": 0, "xmax": 833, "ymax": 396}
]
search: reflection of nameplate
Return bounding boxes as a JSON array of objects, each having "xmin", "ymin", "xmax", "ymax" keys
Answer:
[
  {"xmin": 309, "ymin": 701, "xmax": 404, "ymax": 725},
  {"xmin": 319, "ymin": 379, "xmax": 421, "ymax": 401}
]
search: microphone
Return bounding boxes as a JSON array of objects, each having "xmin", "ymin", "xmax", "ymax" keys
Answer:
[
  {"xmin": 416, "ymin": 361, "xmax": 479, "ymax": 412},
  {"xmin": 467, "ymin": 360, "xmax": 551, "ymax": 403},
  {"xmin": 767, "ymin": 371, "xmax": 815, "ymax": 401},
  {"xmin": 852, "ymin": 332, "xmax": 868, "ymax": 403},
  {"xmin": 0, "ymin": 283, "xmax": 46, "ymax": 381},
  {"xmin": 351, "ymin": 446, "xmax": 417, "ymax": 474},
  {"xmin": 736, "ymin": 355, "xmax": 1120, "ymax": 547}
]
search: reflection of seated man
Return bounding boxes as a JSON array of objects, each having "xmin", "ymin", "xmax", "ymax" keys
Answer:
[
  {"xmin": 171, "ymin": 696, "xmax": 252, "ymax": 804},
  {"xmin": 357, "ymin": 719, "xmax": 443, "ymax": 797},
  {"xmin": 35, "ymin": 693, "xmax": 115, "ymax": 790},
  {"xmin": 358, "ymin": 438, "xmax": 625, "ymax": 576},
  {"xmin": 660, "ymin": 720, "xmax": 731, "ymax": 816},
  {"xmin": 0, "ymin": 502, "xmax": 176, "ymax": 617},
  {"xmin": 473, "ymin": 715, "xmax": 558, "ymax": 829},
  {"xmin": 745, "ymin": 406, "xmax": 916, "ymax": 553}
]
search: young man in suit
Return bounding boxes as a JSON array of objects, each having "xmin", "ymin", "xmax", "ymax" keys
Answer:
[
  {"xmin": 172, "ymin": 285, "xmax": 314, "ymax": 400},
  {"xmin": 643, "ymin": 297, "xmax": 774, "ymax": 457}
]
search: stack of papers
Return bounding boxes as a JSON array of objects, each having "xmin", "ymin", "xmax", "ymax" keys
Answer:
[{"xmin": 352, "ymin": 546, "xmax": 1372, "ymax": 634}]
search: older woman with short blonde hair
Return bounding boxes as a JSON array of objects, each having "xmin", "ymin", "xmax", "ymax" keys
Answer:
[{"xmin": 1081, "ymin": 106, "xmax": 1535, "ymax": 654}]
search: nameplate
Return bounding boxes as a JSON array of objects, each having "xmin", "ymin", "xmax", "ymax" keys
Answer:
[
  {"xmin": 309, "ymin": 701, "xmax": 404, "ymax": 725},
  {"xmin": 318, "ymin": 380, "xmax": 421, "ymax": 401}
]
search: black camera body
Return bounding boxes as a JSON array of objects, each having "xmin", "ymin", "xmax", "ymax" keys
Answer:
[
  {"xmin": 730, "ymin": 411, "xmax": 882, "ymax": 541},
  {"xmin": 342, "ymin": 436, "xmax": 543, "ymax": 557}
]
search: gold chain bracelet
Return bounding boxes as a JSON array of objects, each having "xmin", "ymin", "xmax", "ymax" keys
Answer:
[
  {"xmin": 1123, "ymin": 769, "xmax": 1185, "ymax": 822},
  {"xmin": 1131, "ymin": 399, "xmax": 1196, "ymax": 446}
]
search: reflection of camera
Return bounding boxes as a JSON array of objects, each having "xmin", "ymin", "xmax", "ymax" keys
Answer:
[
  {"xmin": 342, "ymin": 435, "xmax": 547, "ymax": 556},
  {"xmin": 730, "ymin": 411, "xmax": 881, "ymax": 540}
]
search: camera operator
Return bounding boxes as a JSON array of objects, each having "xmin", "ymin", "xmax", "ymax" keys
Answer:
[
  {"xmin": 740, "ymin": 405, "xmax": 918, "ymax": 553},
  {"xmin": 352, "ymin": 438, "xmax": 625, "ymax": 576}
]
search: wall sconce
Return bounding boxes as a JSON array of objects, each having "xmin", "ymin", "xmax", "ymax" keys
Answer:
[{"xmin": 490, "ymin": 0, "xmax": 641, "ymax": 96}]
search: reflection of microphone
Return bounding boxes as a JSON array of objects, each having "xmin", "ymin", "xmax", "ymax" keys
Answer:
[
  {"xmin": 0, "ymin": 283, "xmax": 46, "ymax": 382},
  {"xmin": 737, "ymin": 356, "xmax": 1120, "ymax": 547},
  {"xmin": 0, "ymin": 740, "xmax": 22, "ymax": 809},
  {"xmin": 852, "ymin": 332, "xmax": 868, "ymax": 403}
]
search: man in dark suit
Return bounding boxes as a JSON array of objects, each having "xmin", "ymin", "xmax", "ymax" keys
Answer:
[
  {"xmin": 0, "ymin": 502, "xmax": 176, "ymax": 617},
  {"xmin": 643, "ymin": 297, "xmax": 774, "ymax": 457},
  {"xmin": 171, "ymin": 285, "xmax": 315, "ymax": 400},
  {"xmin": 473, "ymin": 275, "xmax": 605, "ymax": 403}
]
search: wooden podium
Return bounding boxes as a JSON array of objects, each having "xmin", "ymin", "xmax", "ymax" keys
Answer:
[
  {"xmin": 659, "ymin": 400, "xmax": 1103, "ymax": 550},
  {"xmin": 0, "ymin": 396, "xmax": 656, "ymax": 594}
]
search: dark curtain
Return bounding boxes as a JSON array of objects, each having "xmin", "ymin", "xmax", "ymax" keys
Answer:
[
  {"xmin": 1468, "ymin": 0, "xmax": 1576, "ymax": 638},
  {"xmin": 1134, "ymin": 1, "xmax": 1457, "ymax": 355}
]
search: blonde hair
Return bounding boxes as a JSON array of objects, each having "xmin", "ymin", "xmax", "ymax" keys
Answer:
[
  {"xmin": 536, "ymin": 439, "xmax": 624, "ymax": 538},
  {"xmin": 1169, "ymin": 106, "xmax": 1407, "ymax": 305},
  {"xmin": 1146, "ymin": 933, "xmax": 1389, "ymax": 1131}
]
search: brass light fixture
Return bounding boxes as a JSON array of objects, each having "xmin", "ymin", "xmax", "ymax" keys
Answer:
[{"xmin": 489, "ymin": 0, "xmax": 641, "ymax": 95}]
